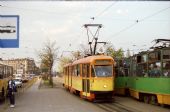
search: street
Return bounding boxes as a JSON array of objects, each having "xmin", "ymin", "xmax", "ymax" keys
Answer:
[{"xmin": 0, "ymin": 77, "xmax": 169, "ymax": 112}]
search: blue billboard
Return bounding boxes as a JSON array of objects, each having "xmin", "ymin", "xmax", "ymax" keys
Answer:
[{"xmin": 0, "ymin": 15, "xmax": 19, "ymax": 48}]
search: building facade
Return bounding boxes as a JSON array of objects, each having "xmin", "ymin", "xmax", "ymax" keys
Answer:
[{"xmin": 0, "ymin": 58, "xmax": 39, "ymax": 75}]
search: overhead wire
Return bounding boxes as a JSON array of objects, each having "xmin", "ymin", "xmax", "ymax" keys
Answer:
[
  {"xmin": 84, "ymin": 2, "xmax": 118, "ymax": 46},
  {"xmin": 89, "ymin": 1, "xmax": 117, "ymax": 24},
  {"xmin": 110, "ymin": 6, "xmax": 170, "ymax": 38}
]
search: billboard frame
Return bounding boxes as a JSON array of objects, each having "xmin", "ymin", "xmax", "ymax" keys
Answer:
[{"xmin": 0, "ymin": 15, "xmax": 19, "ymax": 48}]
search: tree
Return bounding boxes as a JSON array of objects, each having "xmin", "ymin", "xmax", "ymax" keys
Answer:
[
  {"xmin": 38, "ymin": 40, "xmax": 59, "ymax": 86},
  {"xmin": 105, "ymin": 42, "xmax": 124, "ymax": 59},
  {"xmin": 57, "ymin": 56, "xmax": 72, "ymax": 74}
]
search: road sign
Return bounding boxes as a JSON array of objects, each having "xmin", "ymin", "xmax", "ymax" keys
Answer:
[{"xmin": 0, "ymin": 15, "xmax": 19, "ymax": 48}]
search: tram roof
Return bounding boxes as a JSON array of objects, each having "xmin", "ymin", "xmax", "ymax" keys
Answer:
[{"xmin": 72, "ymin": 55, "xmax": 114, "ymax": 65}]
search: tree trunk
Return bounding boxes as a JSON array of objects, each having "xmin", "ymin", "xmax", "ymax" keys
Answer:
[{"xmin": 49, "ymin": 68, "xmax": 53, "ymax": 88}]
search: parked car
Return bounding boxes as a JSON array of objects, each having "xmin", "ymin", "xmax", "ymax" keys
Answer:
[
  {"xmin": 13, "ymin": 78, "xmax": 22, "ymax": 88},
  {"xmin": 22, "ymin": 78, "xmax": 29, "ymax": 83}
]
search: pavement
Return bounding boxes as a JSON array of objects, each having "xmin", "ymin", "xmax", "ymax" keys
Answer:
[{"xmin": 4, "ymin": 78, "xmax": 104, "ymax": 112}]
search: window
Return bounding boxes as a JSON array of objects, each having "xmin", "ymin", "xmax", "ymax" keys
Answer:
[
  {"xmin": 82, "ymin": 64, "xmax": 90, "ymax": 77},
  {"xmin": 136, "ymin": 54, "xmax": 148, "ymax": 77},
  {"xmin": 75, "ymin": 64, "xmax": 80, "ymax": 76},
  {"xmin": 148, "ymin": 51, "xmax": 161, "ymax": 62},
  {"xmin": 72, "ymin": 66, "xmax": 75, "ymax": 76},
  {"xmin": 163, "ymin": 50, "xmax": 170, "ymax": 59},
  {"xmin": 117, "ymin": 60, "xmax": 125, "ymax": 77},
  {"xmin": 162, "ymin": 61, "xmax": 170, "ymax": 77},
  {"xmin": 142, "ymin": 55, "xmax": 147, "ymax": 63},
  {"xmin": 93, "ymin": 65, "xmax": 112, "ymax": 77},
  {"xmin": 130, "ymin": 57, "xmax": 137, "ymax": 77},
  {"xmin": 136, "ymin": 63, "xmax": 147, "ymax": 77},
  {"xmin": 148, "ymin": 62, "xmax": 161, "ymax": 77}
]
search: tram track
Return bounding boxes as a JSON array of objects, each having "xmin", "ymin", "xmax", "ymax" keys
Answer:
[{"xmin": 95, "ymin": 102, "xmax": 142, "ymax": 112}]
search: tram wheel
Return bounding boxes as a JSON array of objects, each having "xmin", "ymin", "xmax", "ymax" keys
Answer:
[
  {"xmin": 150, "ymin": 95, "xmax": 158, "ymax": 105},
  {"xmin": 144, "ymin": 96, "xmax": 149, "ymax": 104}
]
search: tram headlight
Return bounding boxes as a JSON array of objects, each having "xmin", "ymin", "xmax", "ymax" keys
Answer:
[{"xmin": 103, "ymin": 85, "xmax": 107, "ymax": 88}]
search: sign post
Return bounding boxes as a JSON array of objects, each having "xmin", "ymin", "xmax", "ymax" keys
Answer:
[{"xmin": 0, "ymin": 15, "xmax": 19, "ymax": 48}]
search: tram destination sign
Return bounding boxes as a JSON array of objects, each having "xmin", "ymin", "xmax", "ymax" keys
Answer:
[
  {"xmin": 0, "ymin": 15, "xmax": 19, "ymax": 48},
  {"xmin": 95, "ymin": 60, "xmax": 112, "ymax": 65}
]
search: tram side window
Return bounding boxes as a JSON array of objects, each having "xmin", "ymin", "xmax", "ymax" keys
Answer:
[
  {"xmin": 131, "ymin": 61, "xmax": 137, "ymax": 77},
  {"xmin": 69, "ymin": 66, "xmax": 72, "ymax": 77},
  {"xmin": 137, "ymin": 56, "xmax": 141, "ymax": 63},
  {"xmin": 74, "ymin": 65, "xmax": 77, "ymax": 76},
  {"xmin": 76, "ymin": 64, "xmax": 81, "ymax": 76},
  {"xmin": 148, "ymin": 62, "xmax": 161, "ymax": 77},
  {"xmin": 82, "ymin": 64, "xmax": 90, "ymax": 77},
  {"xmin": 117, "ymin": 60, "xmax": 124, "ymax": 77},
  {"xmin": 136, "ymin": 64, "xmax": 147, "ymax": 77},
  {"xmin": 82, "ymin": 64, "xmax": 87, "ymax": 77},
  {"xmin": 72, "ymin": 66, "xmax": 75, "ymax": 76},
  {"xmin": 123, "ymin": 60, "xmax": 130, "ymax": 77},
  {"xmin": 117, "ymin": 60, "xmax": 130, "ymax": 77},
  {"xmin": 162, "ymin": 61, "xmax": 170, "ymax": 77},
  {"xmin": 163, "ymin": 50, "xmax": 170, "ymax": 59},
  {"xmin": 149, "ymin": 52, "xmax": 161, "ymax": 62}
]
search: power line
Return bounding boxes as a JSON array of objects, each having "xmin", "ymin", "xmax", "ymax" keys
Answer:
[
  {"xmin": 110, "ymin": 6, "xmax": 170, "ymax": 38},
  {"xmin": 139, "ymin": 6, "xmax": 170, "ymax": 22},
  {"xmin": 95, "ymin": 1, "xmax": 117, "ymax": 19},
  {"xmin": 111, "ymin": 22, "xmax": 138, "ymax": 38},
  {"xmin": 89, "ymin": 1, "xmax": 117, "ymax": 23}
]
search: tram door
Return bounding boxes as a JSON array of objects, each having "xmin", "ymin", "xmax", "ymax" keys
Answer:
[{"xmin": 82, "ymin": 64, "xmax": 90, "ymax": 97}]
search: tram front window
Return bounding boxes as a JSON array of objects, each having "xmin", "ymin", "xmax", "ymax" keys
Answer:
[{"xmin": 93, "ymin": 65, "xmax": 112, "ymax": 77}]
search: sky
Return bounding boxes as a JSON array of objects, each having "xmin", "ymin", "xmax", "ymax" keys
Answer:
[{"xmin": 0, "ymin": 1, "xmax": 170, "ymax": 69}]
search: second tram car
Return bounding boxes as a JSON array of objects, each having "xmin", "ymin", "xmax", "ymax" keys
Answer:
[
  {"xmin": 63, "ymin": 55, "xmax": 115, "ymax": 101},
  {"xmin": 115, "ymin": 46, "xmax": 170, "ymax": 105}
]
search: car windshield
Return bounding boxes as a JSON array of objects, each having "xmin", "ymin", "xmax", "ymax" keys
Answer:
[{"xmin": 93, "ymin": 65, "xmax": 112, "ymax": 77}]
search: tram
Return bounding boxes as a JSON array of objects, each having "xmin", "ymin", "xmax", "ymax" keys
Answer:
[
  {"xmin": 63, "ymin": 55, "xmax": 115, "ymax": 101},
  {"xmin": 128, "ymin": 46, "xmax": 170, "ymax": 105},
  {"xmin": 0, "ymin": 63, "xmax": 13, "ymax": 100},
  {"xmin": 115, "ymin": 39, "xmax": 170, "ymax": 105}
]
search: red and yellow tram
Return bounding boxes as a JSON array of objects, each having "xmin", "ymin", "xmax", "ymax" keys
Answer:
[{"xmin": 63, "ymin": 55, "xmax": 115, "ymax": 101}]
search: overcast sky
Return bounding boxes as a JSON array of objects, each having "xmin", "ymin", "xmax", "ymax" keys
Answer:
[{"xmin": 0, "ymin": 1, "xmax": 170, "ymax": 68}]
